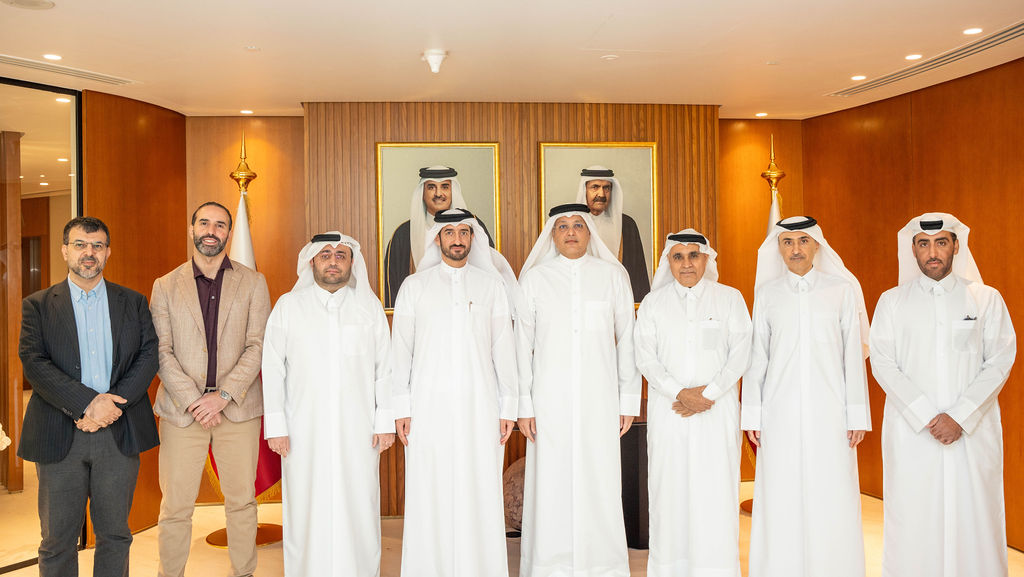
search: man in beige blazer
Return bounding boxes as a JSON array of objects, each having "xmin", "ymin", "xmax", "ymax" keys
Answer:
[{"xmin": 151, "ymin": 201, "xmax": 271, "ymax": 577}]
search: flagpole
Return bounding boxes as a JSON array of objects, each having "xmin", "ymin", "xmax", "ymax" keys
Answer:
[
  {"xmin": 205, "ymin": 131, "xmax": 284, "ymax": 548},
  {"xmin": 741, "ymin": 136, "xmax": 788, "ymax": 516}
]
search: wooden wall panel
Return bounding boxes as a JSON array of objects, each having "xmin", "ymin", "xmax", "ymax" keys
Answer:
[
  {"xmin": 907, "ymin": 58, "xmax": 1024, "ymax": 548},
  {"xmin": 306, "ymin": 101, "xmax": 719, "ymax": 515},
  {"xmin": 803, "ymin": 95, "xmax": 914, "ymax": 499},
  {"xmin": 82, "ymin": 90, "xmax": 187, "ymax": 534},
  {"xmin": 801, "ymin": 57, "xmax": 1024, "ymax": 547}
]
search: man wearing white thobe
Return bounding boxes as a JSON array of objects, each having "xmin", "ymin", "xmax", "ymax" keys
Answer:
[
  {"xmin": 392, "ymin": 209, "xmax": 518, "ymax": 577},
  {"xmin": 262, "ymin": 232, "xmax": 394, "ymax": 577},
  {"xmin": 575, "ymin": 166, "xmax": 650, "ymax": 301},
  {"xmin": 635, "ymin": 230, "xmax": 751, "ymax": 577},
  {"xmin": 741, "ymin": 216, "xmax": 871, "ymax": 577},
  {"xmin": 870, "ymin": 213, "xmax": 1015, "ymax": 577},
  {"xmin": 517, "ymin": 203, "xmax": 641, "ymax": 577}
]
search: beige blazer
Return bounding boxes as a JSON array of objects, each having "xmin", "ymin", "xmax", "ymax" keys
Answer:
[{"xmin": 151, "ymin": 259, "xmax": 271, "ymax": 427}]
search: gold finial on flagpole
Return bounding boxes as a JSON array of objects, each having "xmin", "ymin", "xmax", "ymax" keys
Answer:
[
  {"xmin": 760, "ymin": 134, "xmax": 785, "ymax": 192},
  {"xmin": 229, "ymin": 131, "xmax": 257, "ymax": 193}
]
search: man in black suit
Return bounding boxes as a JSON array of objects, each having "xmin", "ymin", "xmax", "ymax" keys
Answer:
[{"xmin": 18, "ymin": 216, "xmax": 159, "ymax": 577}]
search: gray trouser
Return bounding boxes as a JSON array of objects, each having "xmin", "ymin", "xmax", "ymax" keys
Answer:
[{"xmin": 36, "ymin": 426, "xmax": 140, "ymax": 577}]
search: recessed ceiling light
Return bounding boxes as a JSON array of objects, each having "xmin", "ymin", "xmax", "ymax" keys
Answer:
[
  {"xmin": 40, "ymin": 182, "xmax": 49, "ymax": 186},
  {"xmin": 963, "ymin": 27, "xmax": 982, "ymax": 35},
  {"xmin": 43, "ymin": 54, "xmax": 61, "ymax": 61},
  {"xmin": 600, "ymin": 54, "xmax": 619, "ymax": 61},
  {"xmin": 851, "ymin": 75, "xmax": 867, "ymax": 81},
  {"xmin": 68, "ymin": 173, "xmax": 75, "ymax": 176},
  {"xmin": 755, "ymin": 112, "xmax": 768, "ymax": 117},
  {"xmin": 55, "ymin": 97, "xmax": 71, "ymax": 103},
  {"xmin": 245, "ymin": 45, "xmax": 261, "ymax": 51},
  {"xmin": 39, "ymin": 174, "xmax": 45, "ymax": 178},
  {"xmin": 240, "ymin": 110, "xmax": 254, "ymax": 115},
  {"xmin": 19, "ymin": 175, "xmax": 24, "ymax": 179},
  {"xmin": 905, "ymin": 54, "xmax": 923, "ymax": 61},
  {"xmin": 57, "ymin": 157, "xmax": 68, "ymax": 162}
]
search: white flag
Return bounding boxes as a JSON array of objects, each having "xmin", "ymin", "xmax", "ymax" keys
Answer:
[
  {"xmin": 229, "ymin": 191, "xmax": 256, "ymax": 269},
  {"xmin": 766, "ymin": 189, "xmax": 781, "ymax": 239}
]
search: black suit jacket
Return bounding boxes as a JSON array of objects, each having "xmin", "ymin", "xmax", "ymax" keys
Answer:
[{"xmin": 18, "ymin": 279, "xmax": 160, "ymax": 464}]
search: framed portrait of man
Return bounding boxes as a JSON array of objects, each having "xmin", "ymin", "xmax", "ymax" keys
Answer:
[
  {"xmin": 540, "ymin": 142, "xmax": 658, "ymax": 302},
  {"xmin": 376, "ymin": 142, "xmax": 500, "ymax": 308}
]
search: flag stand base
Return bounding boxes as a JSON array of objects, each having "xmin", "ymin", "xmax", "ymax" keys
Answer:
[
  {"xmin": 205, "ymin": 523, "xmax": 282, "ymax": 548},
  {"xmin": 740, "ymin": 499, "xmax": 753, "ymax": 514}
]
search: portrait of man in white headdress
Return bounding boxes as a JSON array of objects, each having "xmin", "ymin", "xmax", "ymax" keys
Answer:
[
  {"xmin": 377, "ymin": 145, "xmax": 500, "ymax": 308},
  {"xmin": 540, "ymin": 144, "xmax": 656, "ymax": 303}
]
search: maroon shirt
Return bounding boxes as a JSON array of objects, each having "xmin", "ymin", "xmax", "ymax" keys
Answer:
[{"xmin": 193, "ymin": 257, "xmax": 233, "ymax": 391}]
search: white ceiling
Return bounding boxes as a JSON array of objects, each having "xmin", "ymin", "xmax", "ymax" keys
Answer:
[{"xmin": 0, "ymin": 0, "xmax": 1022, "ymax": 119}]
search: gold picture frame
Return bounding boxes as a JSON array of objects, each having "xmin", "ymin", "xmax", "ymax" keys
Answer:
[
  {"xmin": 375, "ymin": 142, "xmax": 501, "ymax": 309},
  {"xmin": 539, "ymin": 142, "xmax": 658, "ymax": 303}
]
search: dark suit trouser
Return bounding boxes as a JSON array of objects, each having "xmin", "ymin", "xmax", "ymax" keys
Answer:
[{"xmin": 36, "ymin": 427, "xmax": 140, "ymax": 577}]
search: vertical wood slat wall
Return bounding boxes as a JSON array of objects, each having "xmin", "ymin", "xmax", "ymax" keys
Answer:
[{"xmin": 305, "ymin": 102, "xmax": 720, "ymax": 515}]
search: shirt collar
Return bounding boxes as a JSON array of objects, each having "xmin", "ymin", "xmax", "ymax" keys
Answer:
[
  {"xmin": 786, "ymin": 266, "xmax": 818, "ymax": 290},
  {"xmin": 918, "ymin": 272, "xmax": 958, "ymax": 293},
  {"xmin": 556, "ymin": 253, "xmax": 589, "ymax": 267},
  {"xmin": 672, "ymin": 277, "xmax": 706, "ymax": 299},
  {"xmin": 313, "ymin": 282, "xmax": 350, "ymax": 307},
  {"xmin": 440, "ymin": 261, "xmax": 468, "ymax": 275},
  {"xmin": 192, "ymin": 256, "xmax": 233, "ymax": 279},
  {"xmin": 68, "ymin": 275, "xmax": 106, "ymax": 301}
]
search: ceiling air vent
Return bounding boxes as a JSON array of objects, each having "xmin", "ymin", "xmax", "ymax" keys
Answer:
[
  {"xmin": 828, "ymin": 19, "xmax": 1024, "ymax": 97},
  {"xmin": 0, "ymin": 54, "xmax": 136, "ymax": 86}
]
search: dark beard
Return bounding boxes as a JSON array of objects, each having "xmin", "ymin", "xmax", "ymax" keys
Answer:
[{"xmin": 193, "ymin": 234, "xmax": 226, "ymax": 257}]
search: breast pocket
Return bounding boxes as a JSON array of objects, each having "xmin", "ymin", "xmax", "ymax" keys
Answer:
[
  {"xmin": 952, "ymin": 319, "xmax": 979, "ymax": 353},
  {"xmin": 700, "ymin": 319, "xmax": 722, "ymax": 350},
  {"xmin": 585, "ymin": 300, "xmax": 612, "ymax": 332}
]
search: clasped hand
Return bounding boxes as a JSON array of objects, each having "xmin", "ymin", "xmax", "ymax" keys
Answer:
[
  {"xmin": 927, "ymin": 413, "xmax": 962, "ymax": 445},
  {"xmin": 187, "ymin": 391, "xmax": 231, "ymax": 430},
  {"xmin": 75, "ymin": 393, "xmax": 128, "ymax": 432},
  {"xmin": 671, "ymin": 386, "xmax": 714, "ymax": 418}
]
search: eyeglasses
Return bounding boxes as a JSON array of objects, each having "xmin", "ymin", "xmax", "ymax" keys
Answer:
[
  {"xmin": 67, "ymin": 241, "xmax": 107, "ymax": 252},
  {"xmin": 555, "ymin": 223, "xmax": 587, "ymax": 232}
]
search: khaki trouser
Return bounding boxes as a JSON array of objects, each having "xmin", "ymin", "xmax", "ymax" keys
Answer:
[{"xmin": 157, "ymin": 417, "xmax": 261, "ymax": 577}]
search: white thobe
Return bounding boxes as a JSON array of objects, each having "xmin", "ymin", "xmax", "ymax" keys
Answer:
[
  {"xmin": 870, "ymin": 274, "xmax": 1015, "ymax": 577},
  {"xmin": 262, "ymin": 284, "xmax": 393, "ymax": 577},
  {"xmin": 392, "ymin": 262, "xmax": 517, "ymax": 577},
  {"xmin": 741, "ymin": 268, "xmax": 869, "ymax": 577},
  {"xmin": 635, "ymin": 278, "xmax": 752, "ymax": 577},
  {"xmin": 517, "ymin": 254, "xmax": 641, "ymax": 577}
]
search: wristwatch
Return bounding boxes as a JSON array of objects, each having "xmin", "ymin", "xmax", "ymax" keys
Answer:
[{"xmin": 219, "ymin": 390, "xmax": 232, "ymax": 402}]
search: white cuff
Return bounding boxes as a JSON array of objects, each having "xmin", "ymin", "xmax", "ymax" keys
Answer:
[
  {"xmin": 702, "ymin": 382, "xmax": 723, "ymax": 401},
  {"xmin": 499, "ymin": 395, "xmax": 518, "ymax": 421},
  {"xmin": 740, "ymin": 404, "xmax": 761, "ymax": 431},
  {"xmin": 946, "ymin": 398, "xmax": 980, "ymax": 435},
  {"xmin": 905, "ymin": 395, "xmax": 940, "ymax": 433},
  {"xmin": 845, "ymin": 403, "xmax": 870, "ymax": 431},
  {"xmin": 263, "ymin": 412, "xmax": 288, "ymax": 439},
  {"xmin": 392, "ymin": 394, "xmax": 411, "ymax": 420},
  {"xmin": 373, "ymin": 408, "xmax": 396, "ymax": 434},
  {"xmin": 619, "ymin": 393, "xmax": 641, "ymax": 417},
  {"xmin": 518, "ymin": 395, "xmax": 535, "ymax": 419}
]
